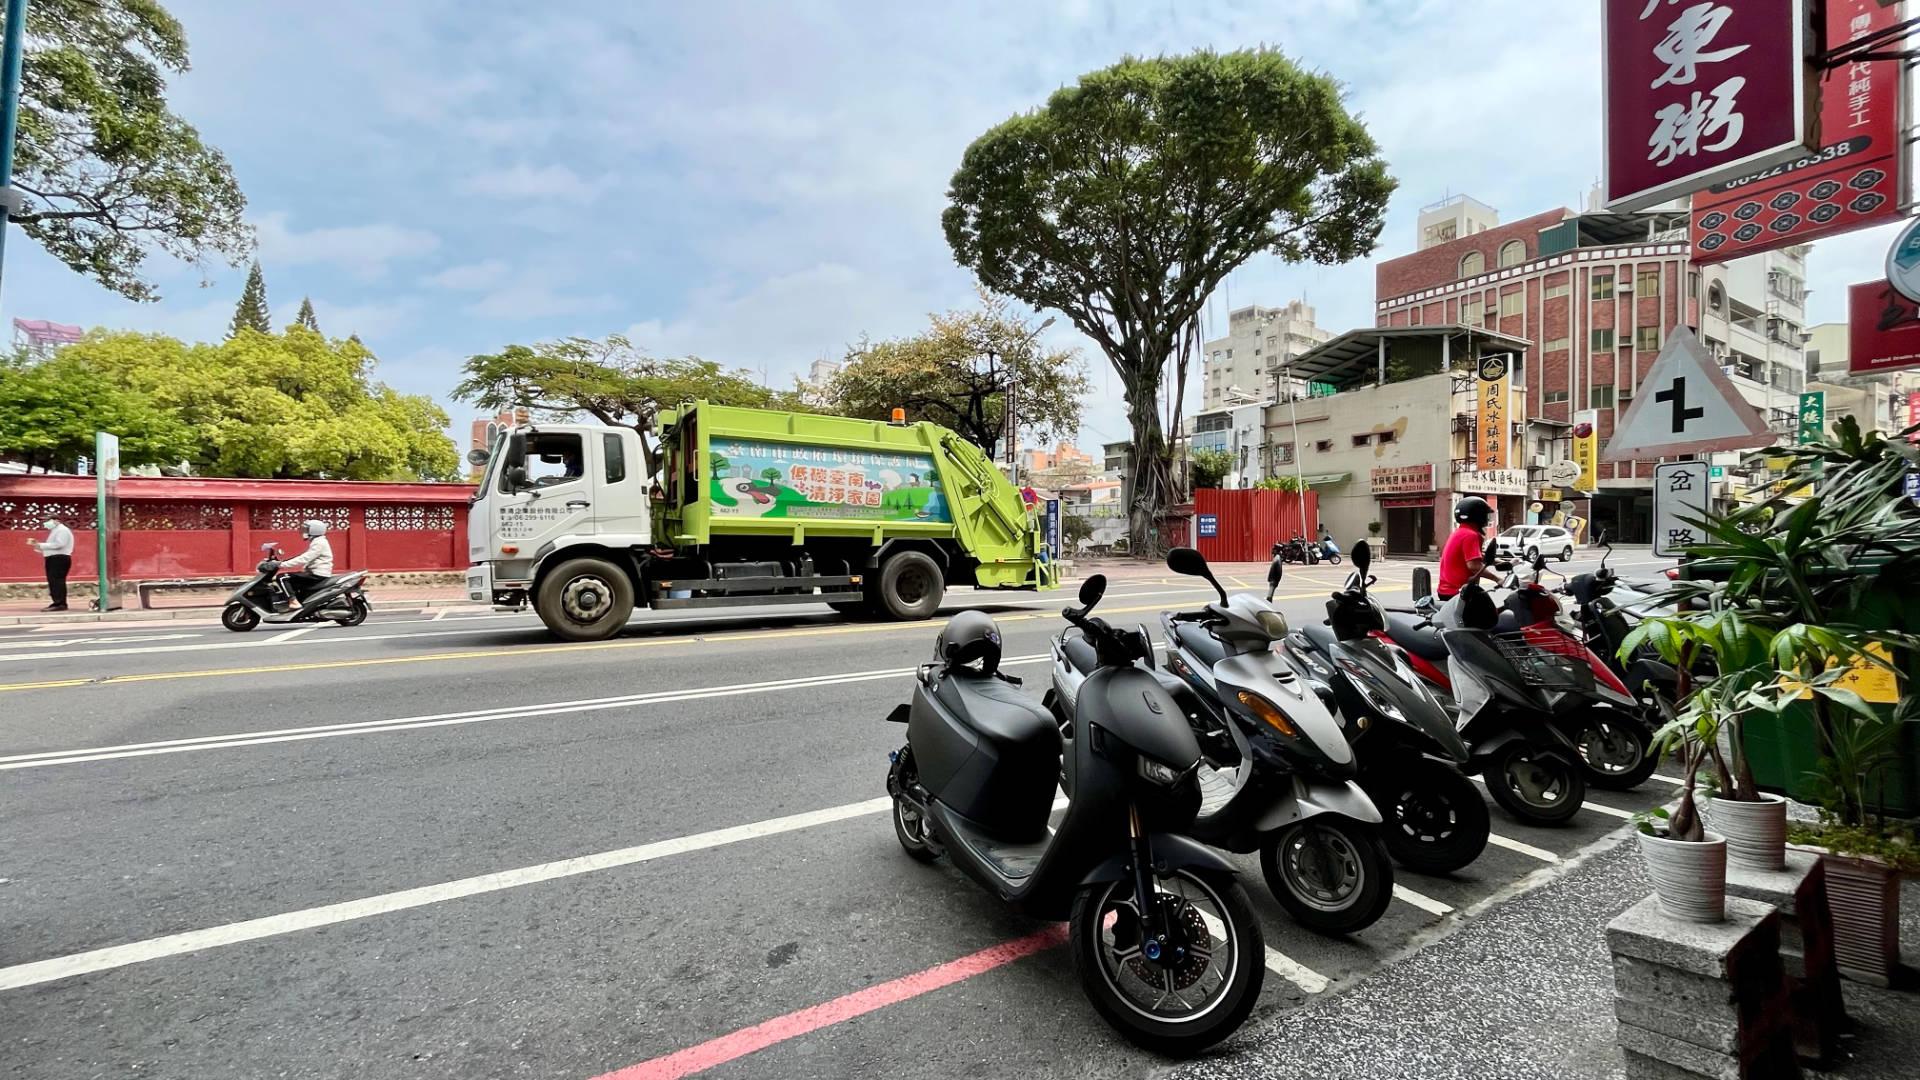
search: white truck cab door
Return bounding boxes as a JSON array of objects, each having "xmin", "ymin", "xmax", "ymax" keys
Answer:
[
  {"xmin": 589, "ymin": 429, "xmax": 649, "ymax": 540},
  {"xmin": 492, "ymin": 429, "xmax": 597, "ymax": 556}
]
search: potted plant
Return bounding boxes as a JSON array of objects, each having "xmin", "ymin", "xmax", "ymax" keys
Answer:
[
  {"xmin": 1639, "ymin": 417, "xmax": 1920, "ymax": 980},
  {"xmin": 1631, "ymin": 679, "xmax": 1729, "ymax": 922},
  {"xmin": 1367, "ymin": 520, "xmax": 1382, "ymax": 536}
]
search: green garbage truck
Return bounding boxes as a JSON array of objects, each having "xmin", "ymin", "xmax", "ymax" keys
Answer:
[{"xmin": 465, "ymin": 402, "xmax": 1055, "ymax": 640}]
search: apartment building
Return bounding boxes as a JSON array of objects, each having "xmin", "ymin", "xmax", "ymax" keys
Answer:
[{"xmin": 1199, "ymin": 301, "xmax": 1332, "ymax": 411}]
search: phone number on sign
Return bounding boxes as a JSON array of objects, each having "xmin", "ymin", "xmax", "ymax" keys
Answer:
[{"xmin": 1707, "ymin": 137, "xmax": 1873, "ymax": 193}]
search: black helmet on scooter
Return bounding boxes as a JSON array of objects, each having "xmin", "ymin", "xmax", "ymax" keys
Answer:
[
  {"xmin": 935, "ymin": 609, "xmax": 1002, "ymax": 676},
  {"xmin": 1453, "ymin": 496, "xmax": 1492, "ymax": 528}
]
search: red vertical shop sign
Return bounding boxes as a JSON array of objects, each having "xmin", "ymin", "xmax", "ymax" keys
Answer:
[
  {"xmin": 1691, "ymin": 0, "xmax": 1905, "ymax": 261},
  {"xmin": 1849, "ymin": 281, "xmax": 1920, "ymax": 376},
  {"xmin": 1605, "ymin": 0, "xmax": 1817, "ymax": 211}
]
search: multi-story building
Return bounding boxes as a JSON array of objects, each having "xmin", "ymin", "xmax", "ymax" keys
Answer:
[
  {"xmin": 1190, "ymin": 399, "xmax": 1273, "ymax": 489},
  {"xmin": 1373, "ymin": 194, "xmax": 1809, "ymax": 542},
  {"xmin": 1804, "ymin": 322, "xmax": 1907, "ymax": 436},
  {"xmin": 468, "ymin": 409, "xmax": 527, "ymax": 480},
  {"xmin": 1416, "ymin": 194, "xmax": 1500, "ymax": 251},
  {"xmin": 1200, "ymin": 301, "xmax": 1332, "ymax": 412}
]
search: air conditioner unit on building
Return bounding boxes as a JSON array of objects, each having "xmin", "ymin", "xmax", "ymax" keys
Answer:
[{"xmin": 1529, "ymin": 454, "xmax": 1550, "ymax": 468}]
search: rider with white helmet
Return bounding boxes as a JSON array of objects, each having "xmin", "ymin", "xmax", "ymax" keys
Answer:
[{"xmin": 279, "ymin": 519, "xmax": 334, "ymax": 601}]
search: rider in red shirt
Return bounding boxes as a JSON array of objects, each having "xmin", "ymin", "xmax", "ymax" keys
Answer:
[{"xmin": 1437, "ymin": 496, "xmax": 1501, "ymax": 599}]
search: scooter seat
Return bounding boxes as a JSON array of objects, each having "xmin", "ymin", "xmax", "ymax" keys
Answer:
[
  {"xmin": 933, "ymin": 671, "xmax": 1060, "ymax": 755},
  {"xmin": 1061, "ymin": 629, "xmax": 1099, "ymax": 675},
  {"xmin": 1384, "ymin": 610, "xmax": 1449, "ymax": 662},
  {"xmin": 1170, "ymin": 621, "xmax": 1227, "ymax": 670}
]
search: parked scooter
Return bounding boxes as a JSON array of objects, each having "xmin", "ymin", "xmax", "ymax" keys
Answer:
[
  {"xmin": 1380, "ymin": 537, "xmax": 1591, "ymax": 824},
  {"xmin": 886, "ymin": 578, "xmax": 1264, "ymax": 1054},
  {"xmin": 1278, "ymin": 540, "xmax": 1489, "ymax": 873},
  {"xmin": 1053, "ymin": 548, "xmax": 1393, "ymax": 934},
  {"xmin": 1561, "ymin": 531, "xmax": 1681, "ymax": 705},
  {"xmin": 221, "ymin": 543, "xmax": 371, "ymax": 632},
  {"xmin": 1317, "ymin": 532, "xmax": 1342, "ymax": 566},
  {"xmin": 1275, "ymin": 536, "xmax": 1318, "ymax": 565}
]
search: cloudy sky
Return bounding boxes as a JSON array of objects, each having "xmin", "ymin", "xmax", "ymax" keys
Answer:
[{"xmin": 3, "ymin": 0, "xmax": 1902, "ymax": 450}]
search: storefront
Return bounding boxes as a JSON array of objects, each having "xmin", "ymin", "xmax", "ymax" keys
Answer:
[
  {"xmin": 1371, "ymin": 464, "xmax": 1437, "ymax": 556},
  {"xmin": 1451, "ymin": 465, "xmax": 1529, "ymax": 534}
]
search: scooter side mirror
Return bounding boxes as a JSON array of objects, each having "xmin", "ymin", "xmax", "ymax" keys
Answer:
[
  {"xmin": 1410, "ymin": 565, "xmax": 1432, "ymax": 601},
  {"xmin": 1352, "ymin": 539, "xmax": 1372, "ymax": 576},
  {"xmin": 1167, "ymin": 546, "xmax": 1228, "ymax": 604},
  {"xmin": 1267, "ymin": 559, "xmax": 1284, "ymax": 585},
  {"xmin": 1078, "ymin": 574, "xmax": 1107, "ymax": 609}
]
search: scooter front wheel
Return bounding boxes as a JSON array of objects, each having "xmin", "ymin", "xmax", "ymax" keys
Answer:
[
  {"xmin": 1486, "ymin": 744, "xmax": 1586, "ymax": 825},
  {"xmin": 1577, "ymin": 714, "xmax": 1659, "ymax": 790},
  {"xmin": 221, "ymin": 603, "xmax": 260, "ymax": 633},
  {"xmin": 1261, "ymin": 817, "xmax": 1394, "ymax": 935},
  {"xmin": 1070, "ymin": 868, "xmax": 1263, "ymax": 1056},
  {"xmin": 1365, "ymin": 759, "xmax": 1490, "ymax": 874}
]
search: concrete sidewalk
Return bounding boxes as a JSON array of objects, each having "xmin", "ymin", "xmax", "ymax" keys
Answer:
[
  {"xmin": 0, "ymin": 585, "xmax": 482, "ymax": 625},
  {"xmin": 1176, "ymin": 839, "xmax": 1919, "ymax": 1080}
]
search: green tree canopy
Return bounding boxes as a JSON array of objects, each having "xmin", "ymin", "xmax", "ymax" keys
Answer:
[
  {"xmin": 229, "ymin": 260, "xmax": 270, "ymax": 337},
  {"xmin": 453, "ymin": 335, "xmax": 787, "ymax": 476},
  {"xmin": 6, "ymin": 0, "xmax": 251, "ymax": 301},
  {"xmin": 0, "ymin": 351, "xmax": 193, "ymax": 472},
  {"xmin": 45, "ymin": 327, "xmax": 460, "ymax": 480},
  {"xmin": 944, "ymin": 48, "xmax": 1393, "ymax": 550},
  {"xmin": 295, "ymin": 296, "xmax": 320, "ymax": 333},
  {"xmin": 1189, "ymin": 449, "xmax": 1234, "ymax": 491},
  {"xmin": 821, "ymin": 289, "xmax": 1089, "ymax": 454}
]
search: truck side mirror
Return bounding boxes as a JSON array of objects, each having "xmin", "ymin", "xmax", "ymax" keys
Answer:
[
  {"xmin": 507, "ymin": 465, "xmax": 530, "ymax": 491},
  {"xmin": 505, "ymin": 431, "xmax": 526, "ymax": 469}
]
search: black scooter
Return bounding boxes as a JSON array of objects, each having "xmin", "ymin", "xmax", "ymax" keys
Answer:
[
  {"xmin": 885, "ymin": 575, "xmax": 1264, "ymax": 1055},
  {"xmin": 221, "ymin": 543, "xmax": 371, "ymax": 632},
  {"xmin": 1279, "ymin": 540, "xmax": 1490, "ymax": 874},
  {"xmin": 1562, "ymin": 531, "xmax": 1683, "ymax": 712}
]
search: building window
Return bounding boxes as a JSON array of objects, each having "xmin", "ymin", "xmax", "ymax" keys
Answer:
[
  {"xmin": 1459, "ymin": 250, "xmax": 1484, "ymax": 278},
  {"xmin": 1636, "ymin": 269, "xmax": 1661, "ymax": 296},
  {"xmin": 1351, "ymin": 434, "xmax": 1372, "ymax": 448},
  {"xmin": 1377, "ymin": 430, "xmax": 1396, "ymax": 444},
  {"xmin": 1591, "ymin": 273, "xmax": 1615, "ymax": 301},
  {"xmin": 1224, "ymin": 348, "xmax": 1232, "ymax": 358},
  {"xmin": 1462, "ymin": 297, "xmax": 1483, "ymax": 325},
  {"xmin": 1498, "ymin": 239, "xmax": 1526, "ymax": 267},
  {"xmin": 1591, "ymin": 328, "xmax": 1615, "ymax": 350},
  {"xmin": 1708, "ymin": 282, "xmax": 1724, "ymax": 312},
  {"xmin": 1545, "ymin": 390, "xmax": 1570, "ymax": 404},
  {"xmin": 1636, "ymin": 325, "xmax": 1660, "ymax": 352},
  {"xmin": 1274, "ymin": 442, "xmax": 1294, "ymax": 465},
  {"xmin": 1688, "ymin": 270, "xmax": 1700, "ymax": 302},
  {"xmin": 1543, "ymin": 280, "xmax": 1570, "ymax": 301},
  {"xmin": 1315, "ymin": 439, "xmax": 1334, "ymax": 453},
  {"xmin": 1591, "ymin": 385, "xmax": 1615, "ymax": 408},
  {"xmin": 1619, "ymin": 386, "xmax": 1634, "ymax": 405},
  {"xmin": 1499, "ymin": 290, "xmax": 1524, "ymax": 318},
  {"xmin": 1543, "ymin": 335, "xmax": 1570, "ymax": 352}
]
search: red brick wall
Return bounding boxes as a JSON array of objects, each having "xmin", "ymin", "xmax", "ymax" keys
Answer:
[{"xmin": 1375, "ymin": 209, "xmax": 1572, "ymax": 301}]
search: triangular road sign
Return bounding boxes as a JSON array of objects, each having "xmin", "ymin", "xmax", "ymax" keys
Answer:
[{"xmin": 1601, "ymin": 327, "xmax": 1776, "ymax": 461}]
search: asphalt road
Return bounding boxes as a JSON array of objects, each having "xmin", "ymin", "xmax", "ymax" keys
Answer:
[{"xmin": 0, "ymin": 551, "xmax": 1681, "ymax": 1080}]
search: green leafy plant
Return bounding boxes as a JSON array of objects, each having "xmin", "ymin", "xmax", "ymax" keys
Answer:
[
  {"xmin": 1188, "ymin": 449, "xmax": 1235, "ymax": 491},
  {"xmin": 1252, "ymin": 475, "xmax": 1301, "ymax": 492},
  {"xmin": 1631, "ymin": 805, "xmax": 1671, "ymax": 838},
  {"xmin": 1367, "ymin": 521, "xmax": 1382, "ymax": 535}
]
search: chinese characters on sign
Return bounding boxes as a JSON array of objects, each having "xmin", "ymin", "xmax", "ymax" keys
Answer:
[
  {"xmin": 1197, "ymin": 514, "xmax": 1219, "ymax": 538},
  {"xmin": 1690, "ymin": 0, "xmax": 1904, "ymax": 261},
  {"xmin": 708, "ymin": 441, "xmax": 951, "ymax": 523},
  {"xmin": 1797, "ymin": 391, "xmax": 1825, "ymax": 445},
  {"xmin": 1572, "ymin": 412, "xmax": 1599, "ymax": 493},
  {"xmin": 1848, "ymin": 280, "xmax": 1920, "ymax": 377},
  {"xmin": 1476, "ymin": 353, "xmax": 1511, "ymax": 471},
  {"xmin": 1369, "ymin": 464, "xmax": 1435, "ymax": 496},
  {"xmin": 1453, "ymin": 465, "xmax": 1528, "ymax": 497},
  {"xmin": 1605, "ymin": 0, "xmax": 1812, "ymax": 211},
  {"xmin": 1652, "ymin": 460, "xmax": 1710, "ymax": 558}
]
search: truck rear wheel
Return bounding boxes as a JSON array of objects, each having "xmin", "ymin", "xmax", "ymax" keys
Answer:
[
  {"xmin": 876, "ymin": 551, "xmax": 943, "ymax": 620},
  {"xmin": 534, "ymin": 557, "xmax": 634, "ymax": 641}
]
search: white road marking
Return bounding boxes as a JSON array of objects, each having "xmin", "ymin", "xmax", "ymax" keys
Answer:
[
  {"xmin": 1577, "ymin": 801, "xmax": 1636, "ymax": 820},
  {"xmin": 0, "ymin": 797, "xmax": 894, "ymax": 993},
  {"xmin": 1650, "ymin": 774, "xmax": 1687, "ymax": 787},
  {"xmin": 263, "ymin": 627, "xmax": 322, "ymax": 644},
  {"xmin": 1485, "ymin": 833, "xmax": 1560, "ymax": 863},
  {"xmin": 0, "ymin": 654, "xmax": 1052, "ymax": 770},
  {"xmin": 1197, "ymin": 911, "xmax": 1328, "ymax": 994},
  {"xmin": 430, "ymin": 608, "xmax": 451, "ymax": 620},
  {"xmin": 0, "ymin": 633, "xmax": 200, "ymax": 649},
  {"xmin": 1392, "ymin": 884, "xmax": 1454, "ymax": 916}
]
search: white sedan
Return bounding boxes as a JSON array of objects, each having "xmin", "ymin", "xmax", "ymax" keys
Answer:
[{"xmin": 1494, "ymin": 524, "xmax": 1576, "ymax": 563}]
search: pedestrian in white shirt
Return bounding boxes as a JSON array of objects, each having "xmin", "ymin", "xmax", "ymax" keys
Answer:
[{"xmin": 27, "ymin": 518, "xmax": 74, "ymax": 611}]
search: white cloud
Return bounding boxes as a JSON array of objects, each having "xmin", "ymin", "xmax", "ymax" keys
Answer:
[
  {"xmin": 466, "ymin": 280, "xmax": 622, "ymax": 320},
  {"xmin": 423, "ymin": 259, "xmax": 512, "ymax": 291},
  {"xmin": 463, "ymin": 164, "xmax": 612, "ymax": 205},
  {"xmin": 253, "ymin": 212, "xmax": 441, "ymax": 281}
]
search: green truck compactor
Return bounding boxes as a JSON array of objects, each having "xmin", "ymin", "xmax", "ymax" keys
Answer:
[{"xmin": 466, "ymin": 402, "xmax": 1055, "ymax": 641}]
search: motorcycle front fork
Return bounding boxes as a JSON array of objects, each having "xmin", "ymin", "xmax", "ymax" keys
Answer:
[{"xmin": 1126, "ymin": 803, "xmax": 1171, "ymax": 949}]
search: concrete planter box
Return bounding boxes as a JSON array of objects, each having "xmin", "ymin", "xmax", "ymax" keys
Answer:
[
  {"xmin": 1820, "ymin": 851, "xmax": 1901, "ymax": 987},
  {"xmin": 1639, "ymin": 830, "xmax": 1728, "ymax": 923},
  {"xmin": 1706, "ymin": 794, "xmax": 1787, "ymax": 871}
]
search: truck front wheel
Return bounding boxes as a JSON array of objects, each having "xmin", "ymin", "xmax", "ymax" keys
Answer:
[
  {"xmin": 535, "ymin": 557, "xmax": 635, "ymax": 641},
  {"xmin": 876, "ymin": 551, "xmax": 944, "ymax": 620}
]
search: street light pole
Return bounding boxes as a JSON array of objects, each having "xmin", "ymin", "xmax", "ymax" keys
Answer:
[
  {"xmin": 1006, "ymin": 314, "xmax": 1056, "ymax": 490},
  {"xmin": 0, "ymin": 0, "xmax": 29, "ymax": 309},
  {"xmin": 1284, "ymin": 361, "xmax": 1310, "ymax": 530}
]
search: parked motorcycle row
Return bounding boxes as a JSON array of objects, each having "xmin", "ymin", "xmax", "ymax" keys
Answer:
[
  {"xmin": 879, "ymin": 534, "xmax": 1679, "ymax": 1053},
  {"xmin": 1274, "ymin": 534, "xmax": 1341, "ymax": 566}
]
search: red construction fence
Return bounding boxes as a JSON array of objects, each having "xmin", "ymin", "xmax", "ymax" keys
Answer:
[
  {"xmin": 1190, "ymin": 488, "xmax": 1318, "ymax": 563},
  {"xmin": 0, "ymin": 475, "xmax": 476, "ymax": 583}
]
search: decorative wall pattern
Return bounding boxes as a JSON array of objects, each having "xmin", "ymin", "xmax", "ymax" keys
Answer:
[
  {"xmin": 249, "ymin": 505, "xmax": 351, "ymax": 531},
  {"xmin": 122, "ymin": 502, "xmax": 234, "ymax": 531},
  {"xmin": 366, "ymin": 504, "xmax": 457, "ymax": 531},
  {"xmin": 0, "ymin": 499, "xmax": 97, "ymax": 531}
]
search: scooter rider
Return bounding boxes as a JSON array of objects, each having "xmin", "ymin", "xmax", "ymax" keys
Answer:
[
  {"xmin": 279, "ymin": 520, "xmax": 334, "ymax": 603},
  {"xmin": 1437, "ymin": 496, "xmax": 1501, "ymax": 600}
]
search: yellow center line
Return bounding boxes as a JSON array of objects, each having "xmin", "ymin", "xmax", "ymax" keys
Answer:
[{"xmin": 0, "ymin": 588, "xmax": 1334, "ymax": 693}]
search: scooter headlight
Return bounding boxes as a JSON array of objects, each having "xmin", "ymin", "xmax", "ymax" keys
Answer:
[
  {"xmin": 1256, "ymin": 610, "xmax": 1290, "ymax": 639},
  {"xmin": 1336, "ymin": 658, "xmax": 1405, "ymax": 721},
  {"xmin": 1136, "ymin": 754, "xmax": 1186, "ymax": 786}
]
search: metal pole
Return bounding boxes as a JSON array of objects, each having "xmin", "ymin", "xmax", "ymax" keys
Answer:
[
  {"xmin": 1286, "ymin": 362, "xmax": 1308, "ymax": 532},
  {"xmin": 0, "ymin": 0, "xmax": 28, "ymax": 308}
]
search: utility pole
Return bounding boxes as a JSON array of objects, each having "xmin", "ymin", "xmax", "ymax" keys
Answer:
[
  {"xmin": 1284, "ymin": 361, "xmax": 1309, "ymax": 531},
  {"xmin": 1005, "ymin": 315, "xmax": 1056, "ymax": 490},
  {"xmin": 0, "ymin": 0, "xmax": 27, "ymax": 309}
]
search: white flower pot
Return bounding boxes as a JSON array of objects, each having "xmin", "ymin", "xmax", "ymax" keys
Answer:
[
  {"xmin": 1638, "ymin": 830, "xmax": 1728, "ymax": 923},
  {"xmin": 1705, "ymin": 793, "xmax": 1787, "ymax": 871}
]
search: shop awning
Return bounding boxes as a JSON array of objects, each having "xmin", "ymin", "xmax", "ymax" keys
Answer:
[{"xmin": 1301, "ymin": 472, "xmax": 1349, "ymax": 486}]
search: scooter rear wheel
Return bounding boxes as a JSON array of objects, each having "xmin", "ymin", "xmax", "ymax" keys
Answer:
[
  {"xmin": 1485, "ymin": 744, "xmax": 1586, "ymax": 825},
  {"xmin": 1365, "ymin": 759, "xmax": 1490, "ymax": 874},
  {"xmin": 221, "ymin": 603, "xmax": 260, "ymax": 633},
  {"xmin": 887, "ymin": 748, "xmax": 940, "ymax": 864},
  {"xmin": 1261, "ymin": 817, "xmax": 1394, "ymax": 935},
  {"xmin": 1070, "ymin": 869, "xmax": 1264, "ymax": 1056},
  {"xmin": 338, "ymin": 597, "xmax": 370, "ymax": 628}
]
